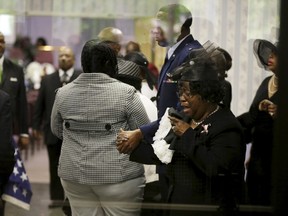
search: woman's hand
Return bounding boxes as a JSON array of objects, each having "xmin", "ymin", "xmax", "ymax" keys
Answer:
[
  {"xmin": 267, "ymin": 103, "xmax": 277, "ymax": 119},
  {"xmin": 259, "ymin": 99, "xmax": 277, "ymax": 119},
  {"xmin": 168, "ymin": 116, "xmax": 190, "ymax": 136},
  {"xmin": 116, "ymin": 128, "xmax": 143, "ymax": 154}
]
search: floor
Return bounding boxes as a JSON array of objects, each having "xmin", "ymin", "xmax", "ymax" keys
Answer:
[
  {"xmin": 2, "ymin": 141, "xmax": 256, "ymax": 216},
  {"xmin": 4, "ymin": 143, "xmax": 65, "ymax": 216}
]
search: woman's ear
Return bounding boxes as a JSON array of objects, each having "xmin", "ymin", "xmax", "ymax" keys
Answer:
[{"xmin": 110, "ymin": 43, "xmax": 121, "ymax": 55}]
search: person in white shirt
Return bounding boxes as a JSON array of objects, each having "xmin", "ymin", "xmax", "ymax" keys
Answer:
[{"xmin": 116, "ymin": 59, "xmax": 160, "ymax": 215}]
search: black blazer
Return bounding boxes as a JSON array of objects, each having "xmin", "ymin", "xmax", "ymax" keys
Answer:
[
  {"xmin": 33, "ymin": 69, "xmax": 81, "ymax": 145},
  {"xmin": 0, "ymin": 90, "xmax": 15, "ymax": 175},
  {"xmin": 0, "ymin": 58, "xmax": 28, "ymax": 134},
  {"xmin": 131, "ymin": 107, "xmax": 245, "ymax": 206}
]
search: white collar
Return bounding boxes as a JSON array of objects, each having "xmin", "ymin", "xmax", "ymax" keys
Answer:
[
  {"xmin": 167, "ymin": 34, "xmax": 190, "ymax": 59},
  {"xmin": 59, "ymin": 67, "xmax": 74, "ymax": 78}
]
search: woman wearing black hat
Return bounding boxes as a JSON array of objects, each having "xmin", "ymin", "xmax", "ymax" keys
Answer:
[
  {"xmin": 118, "ymin": 53, "xmax": 245, "ymax": 216},
  {"xmin": 237, "ymin": 39, "xmax": 278, "ymax": 205},
  {"xmin": 166, "ymin": 56, "xmax": 245, "ymax": 216}
]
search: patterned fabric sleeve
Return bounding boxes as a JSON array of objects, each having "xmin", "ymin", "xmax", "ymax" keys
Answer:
[
  {"xmin": 50, "ymin": 89, "xmax": 63, "ymax": 140},
  {"xmin": 126, "ymin": 88, "xmax": 150, "ymax": 129}
]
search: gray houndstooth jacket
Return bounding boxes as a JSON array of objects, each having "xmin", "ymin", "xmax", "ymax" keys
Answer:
[{"xmin": 51, "ymin": 73, "xmax": 150, "ymax": 185}]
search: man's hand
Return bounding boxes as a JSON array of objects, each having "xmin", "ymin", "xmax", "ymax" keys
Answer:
[
  {"xmin": 267, "ymin": 103, "xmax": 277, "ymax": 119},
  {"xmin": 116, "ymin": 128, "xmax": 143, "ymax": 154},
  {"xmin": 32, "ymin": 129, "xmax": 42, "ymax": 140},
  {"xmin": 18, "ymin": 136, "xmax": 30, "ymax": 150},
  {"xmin": 258, "ymin": 99, "xmax": 277, "ymax": 119}
]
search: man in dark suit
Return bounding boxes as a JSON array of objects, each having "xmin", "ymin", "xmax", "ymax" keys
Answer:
[
  {"xmin": 0, "ymin": 32, "xmax": 30, "ymax": 150},
  {"xmin": 0, "ymin": 90, "xmax": 15, "ymax": 216},
  {"xmin": 32, "ymin": 46, "xmax": 81, "ymax": 209},
  {"xmin": 117, "ymin": 4, "xmax": 202, "ymax": 206}
]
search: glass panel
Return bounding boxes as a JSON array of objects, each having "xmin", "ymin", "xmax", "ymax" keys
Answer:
[{"xmin": 0, "ymin": 1, "xmax": 282, "ymax": 215}]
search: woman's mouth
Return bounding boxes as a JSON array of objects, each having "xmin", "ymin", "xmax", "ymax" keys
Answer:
[
  {"xmin": 268, "ymin": 61, "xmax": 273, "ymax": 66},
  {"xmin": 181, "ymin": 106, "xmax": 190, "ymax": 114}
]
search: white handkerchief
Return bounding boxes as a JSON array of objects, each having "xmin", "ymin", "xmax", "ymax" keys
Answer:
[
  {"xmin": 10, "ymin": 77, "xmax": 18, "ymax": 82},
  {"xmin": 152, "ymin": 108, "xmax": 174, "ymax": 164}
]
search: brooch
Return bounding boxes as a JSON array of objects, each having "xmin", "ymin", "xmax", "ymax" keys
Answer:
[{"xmin": 200, "ymin": 123, "xmax": 211, "ymax": 134}]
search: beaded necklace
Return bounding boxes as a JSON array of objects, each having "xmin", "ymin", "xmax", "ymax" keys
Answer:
[{"xmin": 192, "ymin": 105, "xmax": 219, "ymax": 126}]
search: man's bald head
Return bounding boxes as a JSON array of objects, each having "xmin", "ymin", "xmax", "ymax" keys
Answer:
[{"xmin": 97, "ymin": 27, "xmax": 123, "ymax": 55}]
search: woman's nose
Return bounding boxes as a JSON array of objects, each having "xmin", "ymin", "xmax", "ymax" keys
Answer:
[{"xmin": 179, "ymin": 95, "xmax": 186, "ymax": 103}]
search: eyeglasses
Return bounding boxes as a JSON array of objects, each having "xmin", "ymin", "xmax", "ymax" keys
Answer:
[{"xmin": 177, "ymin": 86, "xmax": 192, "ymax": 98}]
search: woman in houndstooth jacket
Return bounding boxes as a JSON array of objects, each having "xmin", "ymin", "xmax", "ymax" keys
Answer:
[{"xmin": 51, "ymin": 40, "xmax": 150, "ymax": 216}]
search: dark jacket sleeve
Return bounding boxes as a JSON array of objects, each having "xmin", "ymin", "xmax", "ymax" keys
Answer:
[
  {"xmin": 32, "ymin": 77, "xmax": 46, "ymax": 130},
  {"xmin": 140, "ymin": 119, "xmax": 160, "ymax": 144},
  {"xmin": 0, "ymin": 90, "xmax": 15, "ymax": 175},
  {"xmin": 237, "ymin": 77, "xmax": 270, "ymax": 143},
  {"xmin": 16, "ymin": 64, "xmax": 29, "ymax": 134}
]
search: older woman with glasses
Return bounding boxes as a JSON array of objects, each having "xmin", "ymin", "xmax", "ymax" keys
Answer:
[{"xmin": 117, "ymin": 53, "xmax": 245, "ymax": 216}]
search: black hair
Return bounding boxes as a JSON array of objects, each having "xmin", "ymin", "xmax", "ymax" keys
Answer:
[
  {"xmin": 177, "ymin": 56, "xmax": 224, "ymax": 103},
  {"xmin": 217, "ymin": 48, "xmax": 232, "ymax": 71},
  {"xmin": 179, "ymin": 56, "xmax": 218, "ymax": 81},
  {"xmin": 81, "ymin": 39, "xmax": 118, "ymax": 77},
  {"xmin": 36, "ymin": 37, "xmax": 47, "ymax": 46},
  {"xmin": 126, "ymin": 41, "xmax": 141, "ymax": 53}
]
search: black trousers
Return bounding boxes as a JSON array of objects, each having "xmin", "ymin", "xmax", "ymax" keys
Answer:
[
  {"xmin": 46, "ymin": 142, "xmax": 64, "ymax": 201},
  {"xmin": 140, "ymin": 181, "xmax": 162, "ymax": 216}
]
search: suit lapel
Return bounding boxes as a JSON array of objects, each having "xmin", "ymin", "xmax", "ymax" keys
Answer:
[
  {"xmin": 159, "ymin": 55, "xmax": 171, "ymax": 86},
  {"xmin": 2, "ymin": 59, "xmax": 11, "ymax": 85},
  {"xmin": 52, "ymin": 70, "xmax": 62, "ymax": 87}
]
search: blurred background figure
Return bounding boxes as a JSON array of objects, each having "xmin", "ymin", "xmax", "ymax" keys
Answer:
[
  {"xmin": 124, "ymin": 50, "xmax": 158, "ymax": 103},
  {"xmin": 33, "ymin": 37, "xmax": 54, "ymax": 65},
  {"xmin": 211, "ymin": 47, "xmax": 233, "ymax": 109},
  {"xmin": 116, "ymin": 58, "xmax": 159, "ymax": 216},
  {"xmin": 25, "ymin": 61, "xmax": 55, "ymax": 91},
  {"xmin": 32, "ymin": 46, "xmax": 81, "ymax": 209},
  {"xmin": 0, "ymin": 31, "xmax": 30, "ymax": 150},
  {"xmin": 35, "ymin": 37, "xmax": 47, "ymax": 47},
  {"xmin": 117, "ymin": 57, "xmax": 157, "ymax": 121},
  {"xmin": 98, "ymin": 27, "xmax": 159, "ymax": 104},
  {"xmin": 97, "ymin": 27, "xmax": 123, "ymax": 57},
  {"xmin": 237, "ymin": 39, "xmax": 278, "ymax": 206},
  {"xmin": 9, "ymin": 36, "xmax": 34, "ymax": 67},
  {"xmin": 125, "ymin": 41, "xmax": 159, "ymax": 89},
  {"xmin": 25, "ymin": 37, "xmax": 55, "ymax": 139}
]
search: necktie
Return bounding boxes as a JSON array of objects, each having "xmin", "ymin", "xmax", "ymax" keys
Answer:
[{"xmin": 61, "ymin": 71, "xmax": 69, "ymax": 85}]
